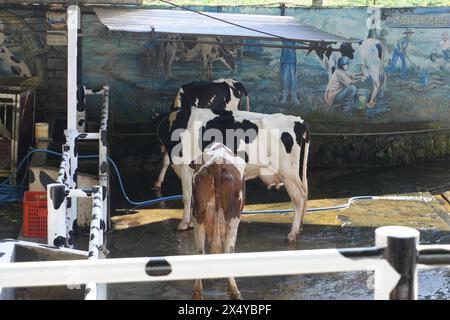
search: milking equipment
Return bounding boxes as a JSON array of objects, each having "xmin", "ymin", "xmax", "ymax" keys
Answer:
[{"xmin": 0, "ymin": 86, "xmax": 35, "ymax": 184}]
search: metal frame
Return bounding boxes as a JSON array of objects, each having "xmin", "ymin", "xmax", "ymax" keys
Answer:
[{"xmin": 0, "ymin": 89, "xmax": 36, "ymax": 181}]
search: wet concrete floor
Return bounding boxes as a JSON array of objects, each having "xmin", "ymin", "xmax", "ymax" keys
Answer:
[
  {"xmin": 106, "ymin": 159, "xmax": 450, "ymax": 300},
  {"xmin": 2, "ymin": 159, "xmax": 450, "ymax": 299}
]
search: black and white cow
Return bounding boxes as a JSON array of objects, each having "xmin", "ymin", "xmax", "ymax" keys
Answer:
[
  {"xmin": 313, "ymin": 38, "xmax": 386, "ymax": 107},
  {"xmin": 154, "ymin": 79, "xmax": 250, "ymax": 189},
  {"xmin": 158, "ymin": 35, "xmax": 238, "ymax": 80},
  {"xmin": 160, "ymin": 107, "xmax": 310, "ymax": 242}
]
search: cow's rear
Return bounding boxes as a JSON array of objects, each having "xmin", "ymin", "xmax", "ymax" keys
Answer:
[{"xmin": 190, "ymin": 143, "xmax": 246, "ymax": 300}]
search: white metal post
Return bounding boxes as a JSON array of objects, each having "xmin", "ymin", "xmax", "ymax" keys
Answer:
[
  {"xmin": 67, "ymin": 5, "xmax": 79, "ymax": 132},
  {"xmin": 99, "ymin": 86, "xmax": 109, "ymax": 238},
  {"xmin": 77, "ymin": 85, "xmax": 86, "ymax": 133},
  {"xmin": 47, "ymin": 183, "xmax": 68, "ymax": 247},
  {"xmin": 375, "ymin": 226, "xmax": 419, "ymax": 300},
  {"xmin": 85, "ymin": 186, "xmax": 106, "ymax": 300},
  {"xmin": 66, "ymin": 4, "xmax": 81, "ymax": 248},
  {"xmin": 63, "ymin": 130, "xmax": 77, "ymax": 248}
]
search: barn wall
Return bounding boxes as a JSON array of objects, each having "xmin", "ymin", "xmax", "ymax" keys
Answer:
[{"xmin": 0, "ymin": 5, "xmax": 449, "ymax": 170}]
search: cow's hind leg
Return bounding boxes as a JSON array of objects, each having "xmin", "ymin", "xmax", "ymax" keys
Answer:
[
  {"xmin": 283, "ymin": 176, "xmax": 308, "ymax": 243},
  {"xmin": 225, "ymin": 218, "xmax": 242, "ymax": 300},
  {"xmin": 153, "ymin": 151, "xmax": 169, "ymax": 189},
  {"xmin": 368, "ymin": 66, "xmax": 382, "ymax": 107},
  {"xmin": 192, "ymin": 220, "xmax": 206, "ymax": 300},
  {"xmin": 178, "ymin": 172, "xmax": 194, "ymax": 231}
]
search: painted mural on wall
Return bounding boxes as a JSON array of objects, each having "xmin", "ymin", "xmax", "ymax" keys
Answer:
[
  {"xmin": 81, "ymin": 6, "xmax": 450, "ymax": 133},
  {"xmin": 0, "ymin": 9, "xmax": 48, "ymax": 143},
  {"xmin": 0, "ymin": 10, "xmax": 47, "ymax": 83}
]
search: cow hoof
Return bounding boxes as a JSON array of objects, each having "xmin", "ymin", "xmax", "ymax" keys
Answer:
[
  {"xmin": 228, "ymin": 291, "xmax": 242, "ymax": 300},
  {"xmin": 177, "ymin": 221, "xmax": 194, "ymax": 231},
  {"xmin": 177, "ymin": 221, "xmax": 191, "ymax": 231},
  {"xmin": 286, "ymin": 232, "xmax": 298, "ymax": 243},
  {"xmin": 192, "ymin": 291, "xmax": 203, "ymax": 300}
]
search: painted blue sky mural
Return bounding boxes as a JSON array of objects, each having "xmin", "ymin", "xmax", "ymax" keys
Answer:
[{"xmin": 79, "ymin": 6, "xmax": 450, "ymax": 132}]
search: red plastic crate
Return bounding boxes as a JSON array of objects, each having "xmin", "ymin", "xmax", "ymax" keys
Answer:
[{"xmin": 23, "ymin": 191, "xmax": 47, "ymax": 238}]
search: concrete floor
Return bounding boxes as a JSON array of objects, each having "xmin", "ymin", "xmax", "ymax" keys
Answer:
[
  {"xmin": 1, "ymin": 159, "xmax": 450, "ymax": 299},
  {"xmin": 106, "ymin": 159, "xmax": 450, "ymax": 300}
]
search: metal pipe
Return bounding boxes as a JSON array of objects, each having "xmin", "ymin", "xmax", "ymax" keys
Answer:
[
  {"xmin": 56, "ymin": 146, "xmax": 69, "ymax": 185},
  {"xmin": 47, "ymin": 183, "xmax": 68, "ymax": 247},
  {"xmin": 77, "ymin": 132, "xmax": 100, "ymax": 140},
  {"xmin": 85, "ymin": 186, "xmax": 105, "ymax": 300},
  {"xmin": 417, "ymin": 245, "xmax": 450, "ymax": 266},
  {"xmin": 0, "ymin": 247, "xmax": 394, "ymax": 289},
  {"xmin": 99, "ymin": 130, "xmax": 108, "ymax": 229},
  {"xmin": 64, "ymin": 129, "xmax": 78, "ymax": 249},
  {"xmin": 77, "ymin": 33, "xmax": 335, "ymax": 50},
  {"xmin": 99, "ymin": 86, "xmax": 109, "ymax": 131},
  {"xmin": 67, "ymin": 5, "xmax": 80, "ymax": 132},
  {"xmin": 66, "ymin": 4, "xmax": 81, "ymax": 249},
  {"xmin": 77, "ymin": 86, "xmax": 86, "ymax": 133}
]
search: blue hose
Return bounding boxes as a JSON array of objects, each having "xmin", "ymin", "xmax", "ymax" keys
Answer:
[
  {"xmin": 0, "ymin": 149, "xmax": 432, "ymax": 214},
  {"xmin": 0, "ymin": 148, "xmax": 182, "ymax": 207}
]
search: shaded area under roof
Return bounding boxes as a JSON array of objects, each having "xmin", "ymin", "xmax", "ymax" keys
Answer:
[{"xmin": 94, "ymin": 8, "xmax": 359, "ymax": 44}]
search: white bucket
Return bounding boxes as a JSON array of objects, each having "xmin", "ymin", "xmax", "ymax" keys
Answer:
[
  {"xmin": 35, "ymin": 123, "xmax": 49, "ymax": 139},
  {"xmin": 356, "ymin": 88, "xmax": 370, "ymax": 110},
  {"xmin": 35, "ymin": 122, "xmax": 49, "ymax": 148}
]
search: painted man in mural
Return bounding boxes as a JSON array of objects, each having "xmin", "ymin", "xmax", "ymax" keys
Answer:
[
  {"xmin": 280, "ymin": 41, "xmax": 300, "ymax": 106},
  {"xmin": 386, "ymin": 28, "xmax": 414, "ymax": 80},
  {"xmin": 430, "ymin": 31, "xmax": 449, "ymax": 71},
  {"xmin": 324, "ymin": 56, "xmax": 362, "ymax": 113}
]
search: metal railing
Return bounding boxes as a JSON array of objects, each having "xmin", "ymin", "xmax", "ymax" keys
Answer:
[{"xmin": 1, "ymin": 226, "xmax": 449, "ymax": 300}]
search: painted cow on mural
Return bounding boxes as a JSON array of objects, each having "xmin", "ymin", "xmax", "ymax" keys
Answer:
[
  {"xmin": 160, "ymin": 106, "xmax": 310, "ymax": 242},
  {"xmin": 154, "ymin": 78, "xmax": 250, "ymax": 189},
  {"xmin": 313, "ymin": 38, "xmax": 386, "ymax": 107},
  {"xmin": 0, "ymin": 24, "xmax": 32, "ymax": 138},
  {"xmin": 190, "ymin": 143, "xmax": 246, "ymax": 300},
  {"xmin": 158, "ymin": 35, "xmax": 238, "ymax": 80},
  {"xmin": 0, "ymin": 26, "xmax": 32, "ymax": 78}
]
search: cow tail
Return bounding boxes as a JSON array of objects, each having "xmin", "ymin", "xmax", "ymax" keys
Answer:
[
  {"xmin": 211, "ymin": 165, "xmax": 224, "ymax": 255},
  {"xmin": 302, "ymin": 130, "xmax": 310, "ymax": 198},
  {"xmin": 210, "ymin": 207, "xmax": 224, "ymax": 254},
  {"xmin": 299, "ymin": 129, "xmax": 310, "ymax": 199},
  {"xmin": 234, "ymin": 82, "xmax": 250, "ymax": 111}
]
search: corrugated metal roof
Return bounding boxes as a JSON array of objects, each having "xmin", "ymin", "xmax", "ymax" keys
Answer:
[{"xmin": 94, "ymin": 8, "xmax": 358, "ymax": 43}]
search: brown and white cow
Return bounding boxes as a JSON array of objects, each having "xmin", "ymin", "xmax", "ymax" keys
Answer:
[
  {"xmin": 154, "ymin": 79, "xmax": 249, "ymax": 189},
  {"xmin": 158, "ymin": 35, "xmax": 238, "ymax": 80},
  {"xmin": 190, "ymin": 143, "xmax": 246, "ymax": 300}
]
